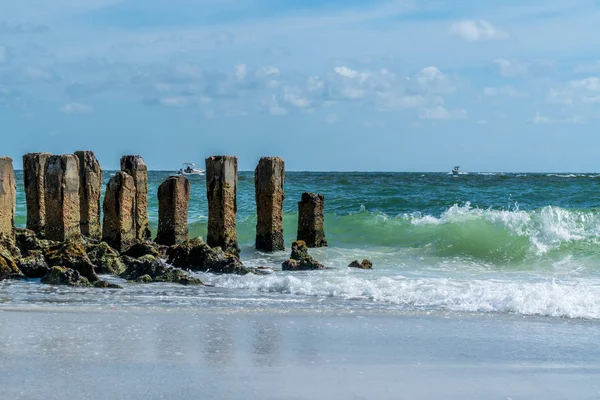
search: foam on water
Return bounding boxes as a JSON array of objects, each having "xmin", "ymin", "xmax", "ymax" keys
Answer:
[{"xmin": 202, "ymin": 271, "xmax": 600, "ymax": 319}]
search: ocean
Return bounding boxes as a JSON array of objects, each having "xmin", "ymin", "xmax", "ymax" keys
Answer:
[{"xmin": 3, "ymin": 170, "xmax": 600, "ymax": 399}]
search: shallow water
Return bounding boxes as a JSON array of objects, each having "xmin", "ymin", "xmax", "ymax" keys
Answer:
[
  {"xmin": 1, "ymin": 308, "xmax": 599, "ymax": 399},
  {"xmin": 7, "ymin": 171, "xmax": 600, "ymax": 319}
]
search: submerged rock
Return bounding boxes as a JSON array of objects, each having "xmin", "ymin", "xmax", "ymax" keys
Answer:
[
  {"xmin": 282, "ymin": 241, "xmax": 326, "ymax": 271},
  {"xmin": 93, "ymin": 280, "xmax": 123, "ymax": 289},
  {"xmin": 166, "ymin": 238, "xmax": 249, "ymax": 275},
  {"xmin": 41, "ymin": 266, "xmax": 91, "ymax": 287},
  {"xmin": 86, "ymin": 242, "xmax": 126, "ymax": 275},
  {"xmin": 44, "ymin": 241, "xmax": 99, "ymax": 282},
  {"xmin": 348, "ymin": 259, "xmax": 373, "ymax": 270},
  {"xmin": 120, "ymin": 255, "xmax": 203, "ymax": 285}
]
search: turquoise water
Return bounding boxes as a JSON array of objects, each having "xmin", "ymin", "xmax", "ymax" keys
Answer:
[{"xmin": 8, "ymin": 171, "xmax": 600, "ymax": 319}]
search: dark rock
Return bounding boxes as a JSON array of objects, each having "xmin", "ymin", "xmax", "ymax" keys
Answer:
[
  {"xmin": 44, "ymin": 241, "xmax": 99, "ymax": 282},
  {"xmin": 93, "ymin": 280, "xmax": 123, "ymax": 289},
  {"xmin": 41, "ymin": 266, "xmax": 91, "ymax": 287},
  {"xmin": 15, "ymin": 228, "xmax": 47, "ymax": 254},
  {"xmin": 18, "ymin": 250, "xmax": 50, "ymax": 278},
  {"xmin": 282, "ymin": 240, "xmax": 326, "ymax": 271},
  {"xmin": 0, "ymin": 233, "xmax": 21, "ymax": 259},
  {"xmin": 0, "ymin": 233, "xmax": 23, "ymax": 280},
  {"xmin": 290, "ymin": 240, "xmax": 309, "ymax": 260},
  {"xmin": 120, "ymin": 255, "xmax": 203, "ymax": 285},
  {"xmin": 0, "ymin": 248, "xmax": 22, "ymax": 280},
  {"xmin": 122, "ymin": 241, "xmax": 163, "ymax": 259},
  {"xmin": 348, "ymin": 259, "xmax": 373, "ymax": 270},
  {"xmin": 166, "ymin": 238, "xmax": 249, "ymax": 275},
  {"xmin": 87, "ymin": 242, "xmax": 126, "ymax": 275}
]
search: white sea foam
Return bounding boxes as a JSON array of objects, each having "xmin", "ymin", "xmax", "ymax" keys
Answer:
[{"xmin": 203, "ymin": 272, "xmax": 600, "ymax": 319}]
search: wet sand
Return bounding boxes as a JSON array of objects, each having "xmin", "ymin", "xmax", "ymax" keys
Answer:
[{"xmin": 1, "ymin": 307, "xmax": 599, "ymax": 400}]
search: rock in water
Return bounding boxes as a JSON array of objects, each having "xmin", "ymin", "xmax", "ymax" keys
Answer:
[
  {"xmin": 120, "ymin": 155, "xmax": 151, "ymax": 241},
  {"xmin": 102, "ymin": 172, "xmax": 136, "ymax": 251},
  {"xmin": 41, "ymin": 266, "xmax": 91, "ymax": 287},
  {"xmin": 23, "ymin": 153, "xmax": 50, "ymax": 234},
  {"xmin": 348, "ymin": 259, "xmax": 373, "ymax": 270},
  {"xmin": 155, "ymin": 175, "xmax": 190, "ymax": 246},
  {"xmin": 86, "ymin": 242, "xmax": 126, "ymax": 275},
  {"xmin": 205, "ymin": 156, "xmax": 240, "ymax": 256},
  {"xmin": 18, "ymin": 251, "xmax": 50, "ymax": 278},
  {"xmin": 0, "ymin": 157, "xmax": 16, "ymax": 237},
  {"xmin": 297, "ymin": 192, "xmax": 327, "ymax": 248},
  {"xmin": 121, "ymin": 241, "xmax": 163, "ymax": 259},
  {"xmin": 282, "ymin": 240, "xmax": 326, "ymax": 271},
  {"xmin": 44, "ymin": 155, "xmax": 81, "ymax": 242},
  {"xmin": 254, "ymin": 156, "xmax": 285, "ymax": 252},
  {"xmin": 74, "ymin": 151, "xmax": 102, "ymax": 240},
  {"xmin": 166, "ymin": 238, "xmax": 250, "ymax": 275},
  {"xmin": 120, "ymin": 255, "xmax": 203, "ymax": 285},
  {"xmin": 44, "ymin": 241, "xmax": 99, "ymax": 282}
]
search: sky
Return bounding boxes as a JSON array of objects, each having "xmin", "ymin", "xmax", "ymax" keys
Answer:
[{"xmin": 1, "ymin": 0, "xmax": 600, "ymax": 172}]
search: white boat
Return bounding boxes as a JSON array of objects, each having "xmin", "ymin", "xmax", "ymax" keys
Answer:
[
  {"xmin": 452, "ymin": 166, "xmax": 460, "ymax": 176},
  {"xmin": 177, "ymin": 162, "xmax": 205, "ymax": 176}
]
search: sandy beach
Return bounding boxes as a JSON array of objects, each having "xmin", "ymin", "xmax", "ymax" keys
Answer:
[{"xmin": 1, "ymin": 306, "xmax": 599, "ymax": 400}]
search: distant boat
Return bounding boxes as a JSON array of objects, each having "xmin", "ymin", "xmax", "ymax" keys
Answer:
[
  {"xmin": 177, "ymin": 162, "xmax": 205, "ymax": 176},
  {"xmin": 452, "ymin": 166, "xmax": 460, "ymax": 176}
]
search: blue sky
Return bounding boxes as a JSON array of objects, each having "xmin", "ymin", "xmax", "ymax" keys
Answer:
[{"xmin": 1, "ymin": 0, "xmax": 600, "ymax": 171}]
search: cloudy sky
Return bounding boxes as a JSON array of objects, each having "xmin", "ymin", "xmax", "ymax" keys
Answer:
[{"xmin": 1, "ymin": 0, "xmax": 600, "ymax": 171}]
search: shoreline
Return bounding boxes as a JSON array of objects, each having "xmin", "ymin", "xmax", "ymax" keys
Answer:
[{"xmin": 1, "ymin": 307, "xmax": 599, "ymax": 400}]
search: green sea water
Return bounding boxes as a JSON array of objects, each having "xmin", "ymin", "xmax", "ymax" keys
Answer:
[{"xmin": 8, "ymin": 170, "xmax": 600, "ymax": 318}]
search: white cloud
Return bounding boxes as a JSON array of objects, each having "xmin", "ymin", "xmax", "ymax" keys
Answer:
[
  {"xmin": 160, "ymin": 97, "xmax": 187, "ymax": 107},
  {"xmin": 266, "ymin": 95, "xmax": 288, "ymax": 115},
  {"xmin": 493, "ymin": 59, "xmax": 528, "ymax": 78},
  {"xmin": 61, "ymin": 102, "xmax": 92, "ymax": 114},
  {"xmin": 410, "ymin": 66, "xmax": 456, "ymax": 94},
  {"xmin": 235, "ymin": 64, "xmax": 247, "ymax": 81},
  {"xmin": 483, "ymin": 85, "xmax": 526, "ymax": 97},
  {"xmin": 568, "ymin": 77, "xmax": 600, "ymax": 91},
  {"xmin": 532, "ymin": 112, "xmax": 585, "ymax": 124},
  {"xmin": 334, "ymin": 66, "xmax": 359, "ymax": 79},
  {"xmin": 418, "ymin": 106, "xmax": 467, "ymax": 120},
  {"xmin": 547, "ymin": 76, "xmax": 600, "ymax": 107},
  {"xmin": 493, "ymin": 58, "xmax": 554, "ymax": 78},
  {"xmin": 334, "ymin": 66, "xmax": 369, "ymax": 82},
  {"xmin": 283, "ymin": 88, "xmax": 311, "ymax": 108},
  {"xmin": 449, "ymin": 20, "xmax": 508, "ymax": 41}
]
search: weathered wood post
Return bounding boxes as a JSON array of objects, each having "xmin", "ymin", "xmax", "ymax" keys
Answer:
[
  {"xmin": 102, "ymin": 172, "xmax": 136, "ymax": 251},
  {"xmin": 74, "ymin": 151, "xmax": 102, "ymax": 240},
  {"xmin": 44, "ymin": 155, "xmax": 81, "ymax": 242},
  {"xmin": 206, "ymin": 156, "xmax": 239, "ymax": 256},
  {"xmin": 254, "ymin": 157, "xmax": 285, "ymax": 252},
  {"xmin": 0, "ymin": 157, "xmax": 16, "ymax": 237},
  {"xmin": 120, "ymin": 155, "xmax": 150, "ymax": 241},
  {"xmin": 297, "ymin": 192, "xmax": 327, "ymax": 248},
  {"xmin": 155, "ymin": 175, "xmax": 190, "ymax": 246},
  {"xmin": 23, "ymin": 152, "xmax": 50, "ymax": 234}
]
